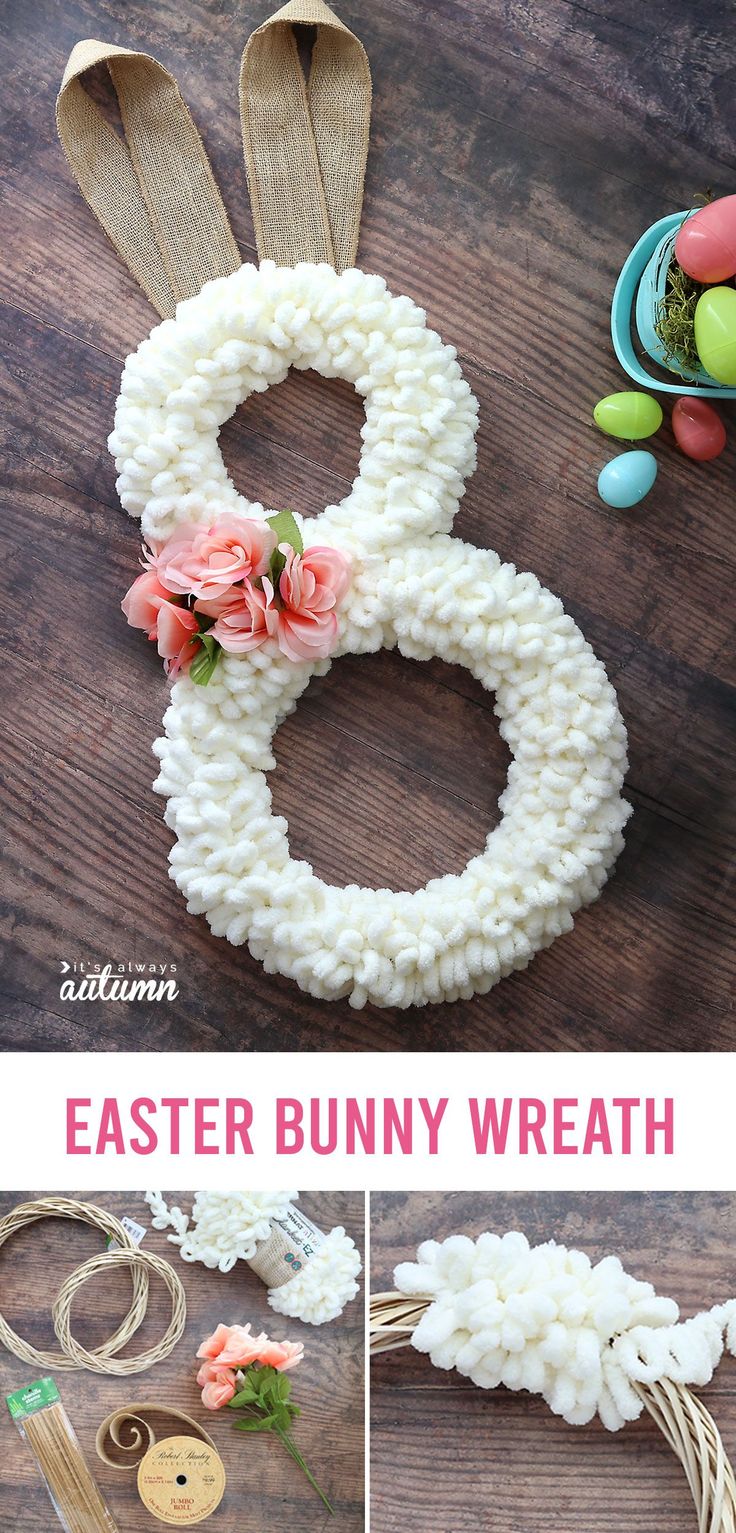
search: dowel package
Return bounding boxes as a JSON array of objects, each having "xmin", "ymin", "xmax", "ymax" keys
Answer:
[
  {"xmin": 7, "ymin": 1379, "xmax": 120, "ymax": 1533},
  {"xmin": 146, "ymin": 1191, "xmax": 361, "ymax": 1324}
]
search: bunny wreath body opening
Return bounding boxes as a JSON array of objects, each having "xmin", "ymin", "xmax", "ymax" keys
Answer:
[{"xmin": 111, "ymin": 259, "xmax": 631, "ymax": 1009}]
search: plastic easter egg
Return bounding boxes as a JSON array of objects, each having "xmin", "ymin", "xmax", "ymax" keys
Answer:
[
  {"xmin": 694, "ymin": 286, "xmax": 736, "ymax": 385},
  {"xmin": 597, "ymin": 450, "xmax": 657, "ymax": 508},
  {"xmin": 675, "ymin": 195, "xmax": 736, "ymax": 284},
  {"xmin": 593, "ymin": 390, "xmax": 663, "ymax": 439},
  {"xmin": 672, "ymin": 397, "xmax": 727, "ymax": 461}
]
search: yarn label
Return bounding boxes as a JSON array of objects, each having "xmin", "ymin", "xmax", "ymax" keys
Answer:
[
  {"xmin": 248, "ymin": 1205, "xmax": 325, "ymax": 1287},
  {"xmin": 6, "ymin": 1377, "xmax": 61, "ymax": 1421}
]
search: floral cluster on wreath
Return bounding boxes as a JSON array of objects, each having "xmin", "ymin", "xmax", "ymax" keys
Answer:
[{"xmin": 122, "ymin": 511, "xmax": 351, "ymax": 682}]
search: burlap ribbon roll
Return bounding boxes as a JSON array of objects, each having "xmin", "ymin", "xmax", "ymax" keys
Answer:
[
  {"xmin": 96, "ymin": 1405, "xmax": 217, "ymax": 1469},
  {"xmin": 56, "ymin": 1, "xmax": 371, "ymax": 316}
]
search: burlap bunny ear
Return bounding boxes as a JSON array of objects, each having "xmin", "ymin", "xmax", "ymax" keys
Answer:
[
  {"xmin": 56, "ymin": 41, "xmax": 240, "ymax": 317},
  {"xmin": 240, "ymin": 0, "xmax": 371, "ymax": 270},
  {"xmin": 57, "ymin": 1, "xmax": 371, "ymax": 316}
]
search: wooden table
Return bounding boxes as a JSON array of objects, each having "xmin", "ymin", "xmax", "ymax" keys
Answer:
[
  {"xmin": 370, "ymin": 1190, "xmax": 736, "ymax": 1532},
  {"xmin": 2, "ymin": 0, "xmax": 734, "ymax": 1051},
  {"xmin": 0, "ymin": 1191, "xmax": 364, "ymax": 1531}
]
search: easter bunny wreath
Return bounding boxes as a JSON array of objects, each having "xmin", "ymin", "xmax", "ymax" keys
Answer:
[
  {"xmin": 57, "ymin": 0, "xmax": 630, "ymax": 1009},
  {"xmin": 371, "ymin": 1231, "xmax": 736, "ymax": 1532}
]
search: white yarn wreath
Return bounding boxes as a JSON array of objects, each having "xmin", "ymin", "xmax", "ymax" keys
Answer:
[{"xmin": 110, "ymin": 261, "xmax": 631, "ymax": 1008}]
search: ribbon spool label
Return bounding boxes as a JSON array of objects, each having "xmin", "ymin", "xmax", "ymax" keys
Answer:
[
  {"xmin": 248, "ymin": 1206, "xmax": 325, "ymax": 1288},
  {"xmin": 137, "ymin": 1436, "xmax": 226, "ymax": 1525}
]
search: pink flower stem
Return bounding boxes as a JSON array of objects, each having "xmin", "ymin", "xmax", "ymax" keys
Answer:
[{"xmin": 275, "ymin": 1427, "xmax": 334, "ymax": 1514}]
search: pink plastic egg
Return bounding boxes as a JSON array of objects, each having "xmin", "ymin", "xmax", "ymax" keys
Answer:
[
  {"xmin": 675, "ymin": 195, "xmax": 736, "ymax": 284},
  {"xmin": 672, "ymin": 397, "xmax": 726, "ymax": 461}
]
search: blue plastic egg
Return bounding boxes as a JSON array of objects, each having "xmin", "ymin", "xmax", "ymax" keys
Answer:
[{"xmin": 597, "ymin": 450, "xmax": 657, "ymax": 509}]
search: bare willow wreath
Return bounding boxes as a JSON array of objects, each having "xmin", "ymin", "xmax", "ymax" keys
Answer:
[
  {"xmin": 370, "ymin": 1232, "xmax": 736, "ymax": 1533},
  {"xmin": 0, "ymin": 1197, "xmax": 185, "ymax": 1375}
]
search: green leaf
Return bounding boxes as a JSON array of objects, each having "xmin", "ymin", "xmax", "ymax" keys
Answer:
[
  {"xmin": 268, "ymin": 544, "xmax": 287, "ymax": 591},
  {"xmin": 234, "ymin": 1418, "xmax": 271, "ymax": 1433},
  {"xmin": 266, "ymin": 508, "xmax": 303, "ymax": 556},
  {"xmin": 189, "ymin": 636, "xmax": 222, "ymax": 687},
  {"xmin": 275, "ymin": 1373, "xmax": 291, "ymax": 1401},
  {"xmin": 229, "ymin": 1386, "xmax": 258, "ymax": 1408}
]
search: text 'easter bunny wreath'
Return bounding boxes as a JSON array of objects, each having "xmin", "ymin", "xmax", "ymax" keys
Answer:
[{"xmin": 57, "ymin": 1, "xmax": 631, "ymax": 1009}]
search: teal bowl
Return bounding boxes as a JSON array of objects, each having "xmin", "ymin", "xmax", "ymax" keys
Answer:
[{"xmin": 611, "ymin": 211, "xmax": 736, "ymax": 398}]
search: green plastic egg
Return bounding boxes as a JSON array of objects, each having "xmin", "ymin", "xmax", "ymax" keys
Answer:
[
  {"xmin": 593, "ymin": 391, "xmax": 663, "ymax": 440},
  {"xmin": 694, "ymin": 287, "xmax": 736, "ymax": 385}
]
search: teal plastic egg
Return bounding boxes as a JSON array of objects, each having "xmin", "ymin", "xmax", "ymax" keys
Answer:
[
  {"xmin": 694, "ymin": 287, "xmax": 736, "ymax": 386},
  {"xmin": 593, "ymin": 391, "xmax": 663, "ymax": 439},
  {"xmin": 597, "ymin": 450, "xmax": 657, "ymax": 508}
]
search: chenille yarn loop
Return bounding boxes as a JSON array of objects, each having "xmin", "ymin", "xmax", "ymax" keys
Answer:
[
  {"xmin": 59, "ymin": 3, "xmax": 631, "ymax": 1008},
  {"xmin": 52, "ymin": 1246, "xmax": 186, "ymax": 1375},
  {"xmin": 0, "ymin": 1197, "xmax": 149, "ymax": 1371},
  {"xmin": 108, "ymin": 262, "xmax": 478, "ymax": 549},
  {"xmin": 145, "ymin": 1190, "xmax": 362, "ymax": 1326},
  {"xmin": 380, "ymin": 1232, "xmax": 736, "ymax": 1430},
  {"xmin": 371, "ymin": 1232, "xmax": 736, "ymax": 1533}
]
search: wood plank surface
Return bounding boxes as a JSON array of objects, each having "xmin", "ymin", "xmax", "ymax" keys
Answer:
[
  {"xmin": 0, "ymin": 1190, "xmax": 364, "ymax": 1530},
  {"xmin": 370, "ymin": 1190, "xmax": 736, "ymax": 1532},
  {"xmin": 1, "ymin": 0, "xmax": 734, "ymax": 1050}
]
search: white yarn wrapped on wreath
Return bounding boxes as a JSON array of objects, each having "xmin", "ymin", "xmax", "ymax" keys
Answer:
[
  {"xmin": 385, "ymin": 1231, "xmax": 736, "ymax": 1432},
  {"xmin": 111, "ymin": 261, "xmax": 631, "ymax": 1008},
  {"xmin": 145, "ymin": 1190, "xmax": 361, "ymax": 1326}
]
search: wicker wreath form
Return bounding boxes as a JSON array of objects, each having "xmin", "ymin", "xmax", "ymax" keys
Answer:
[
  {"xmin": 371, "ymin": 1294, "xmax": 736, "ymax": 1532},
  {"xmin": 0, "ymin": 1197, "xmax": 148, "ymax": 1370},
  {"xmin": 52, "ymin": 1247, "xmax": 187, "ymax": 1375},
  {"xmin": 0, "ymin": 1198, "xmax": 185, "ymax": 1375}
]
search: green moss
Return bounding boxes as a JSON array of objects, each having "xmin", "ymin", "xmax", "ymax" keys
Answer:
[{"xmin": 654, "ymin": 257, "xmax": 704, "ymax": 377}]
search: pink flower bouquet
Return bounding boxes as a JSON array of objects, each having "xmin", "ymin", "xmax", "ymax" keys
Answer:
[
  {"xmin": 196, "ymin": 1323, "xmax": 333, "ymax": 1513},
  {"xmin": 122, "ymin": 510, "xmax": 351, "ymax": 684}
]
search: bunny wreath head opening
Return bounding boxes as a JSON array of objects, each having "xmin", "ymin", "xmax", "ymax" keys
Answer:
[
  {"xmin": 57, "ymin": 0, "xmax": 630, "ymax": 1011},
  {"xmin": 370, "ymin": 1231, "xmax": 736, "ymax": 1533}
]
